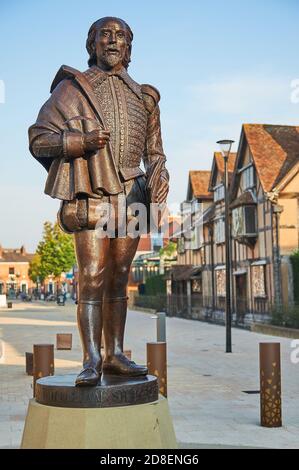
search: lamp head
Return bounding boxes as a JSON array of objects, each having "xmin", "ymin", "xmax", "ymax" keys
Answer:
[{"xmin": 217, "ymin": 139, "xmax": 235, "ymax": 158}]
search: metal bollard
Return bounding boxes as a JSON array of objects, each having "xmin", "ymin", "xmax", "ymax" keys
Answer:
[
  {"xmin": 259, "ymin": 342, "xmax": 282, "ymax": 428},
  {"xmin": 33, "ymin": 344, "xmax": 54, "ymax": 397},
  {"xmin": 25, "ymin": 352, "xmax": 33, "ymax": 376},
  {"xmin": 56, "ymin": 333, "xmax": 72, "ymax": 350},
  {"xmin": 151, "ymin": 312, "xmax": 167, "ymax": 342},
  {"xmin": 156, "ymin": 312, "xmax": 166, "ymax": 342},
  {"xmin": 147, "ymin": 342, "xmax": 167, "ymax": 397}
]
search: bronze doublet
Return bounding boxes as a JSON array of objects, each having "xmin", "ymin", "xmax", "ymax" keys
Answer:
[
  {"xmin": 85, "ymin": 67, "xmax": 148, "ymax": 177},
  {"xmin": 29, "ymin": 63, "xmax": 168, "ymax": 220}
]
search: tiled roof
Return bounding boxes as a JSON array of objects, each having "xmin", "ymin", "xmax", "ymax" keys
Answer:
[
  {"xmin": 209, "ymin": 152, "xmax": 237, "ymax": 191},
  {"xmin": 214, "ymin": 152, "xmax": 237, "ymax": 174},
  {"xmin": 0, "ymin": 248, "xmax": 34, "ymax": 263},
  {"xmin": 243, "ymin": 124, "xmax": 299, "ymax": 192},
  {"xmin": 189, "ymin": 171, "xmax": 212, "ymax": 200}
]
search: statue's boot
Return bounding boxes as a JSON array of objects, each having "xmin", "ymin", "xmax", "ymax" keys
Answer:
[
  {"xmin": 75, "ymin": 300, "xmax": 103, "ymax": 387},
  {"xmin": 103, "ymin": 297, "xmax": 148, "ymax": 376}
]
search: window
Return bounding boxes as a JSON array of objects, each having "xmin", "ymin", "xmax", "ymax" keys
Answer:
[
  {"xmin": 192, "ymin": 279, "xmax": 202, "ymax": 294},
  {"xmin": 191, "ymin": 199, "xmax": 201, "ymax": 215},
  {"xmin": 215, "ymin": 217, "xmax": 225, "ymax": 244},
  {"xmin": 214, "ymin": 184, "xmax": 225, "ymax": 202},
  {"xmin": 241, "ymin": 165, "xmax": 255, "ymax": 190},
  {"xmin": 191, "ymin": 203, "xmax": 204, "ymax": 250},
  {"xmin": 232, "ymin": 207, "xmax": 244, "ymax": 237},
  {"xmin": 232, "ymin": 206, "xmax": 257, "ymax": 238},
  {"xmin": 244, "ymin": 206, "xmax": 256, "ymax": 234},
  {"xmin": 191, "ymin": 226, "xmax": 203, "ymax": 250},
  {"xmin": 252, "ymin": 265, "xmax": 266, "ymax": 297},
  {"xmin": 216, "ymin": 269, "xmax": 226, "ymax": 296},
  {"xmin": 9, "ymin": 267, "xmax": 15, "ymax": 275}
]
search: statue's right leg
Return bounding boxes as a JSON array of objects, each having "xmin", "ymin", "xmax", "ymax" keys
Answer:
[{"xmin": 73, "ymin": 229, "xmax": 110, "ymax": 387}]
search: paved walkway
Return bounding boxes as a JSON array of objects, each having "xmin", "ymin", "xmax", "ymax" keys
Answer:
[{"xmin": 0, "ymin": 301, "xmax": 299, "ymax": 449}]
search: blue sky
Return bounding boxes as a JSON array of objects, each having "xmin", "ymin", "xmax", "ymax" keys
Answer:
[{"xmin": 0, "ymin": 0, "xmax": 299, "ymax": 251}]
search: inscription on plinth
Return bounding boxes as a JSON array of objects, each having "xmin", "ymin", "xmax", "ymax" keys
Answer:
[{"xmin": 35, "ymin": 374, "xmax": 158, "ymax": 408}]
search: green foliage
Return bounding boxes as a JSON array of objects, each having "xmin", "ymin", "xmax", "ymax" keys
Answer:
[
  {"xmin": 134, "ymin": 294, "xmax": 167, "ymax": 312},
  {"xmin": 28, "ymin": 254, "xmax": 44, "ymax": 283},
  {"xmin": 290, "ymin": 249, "xmax": 299, "ymax": 303},
  {"xmin": 159, "ymin": 241, "xmax": 177, "ymax": 259},
  {"xmin": 270, "ymin": 250, "xmax": 299, "ymax": 328},
  {"xmin": 29, "ymin": 221, "xmax": 76, "ymax": 282},
  {"xmin": 271, "ymin": 304, "xmax": 299, "ymax": 329},
  {"xmin": 145, "ymin": 274, "xmax": 166, "ymax": 295}
]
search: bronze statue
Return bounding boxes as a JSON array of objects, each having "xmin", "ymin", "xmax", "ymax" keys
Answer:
[{"xmin": 29, "ymin": 17, "xmax": 169, "ymax": 386}]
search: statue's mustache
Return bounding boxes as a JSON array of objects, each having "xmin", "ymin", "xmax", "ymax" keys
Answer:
[{"xmin": 104, "ymin": 47, "xmax": 121, "ymax": 53}]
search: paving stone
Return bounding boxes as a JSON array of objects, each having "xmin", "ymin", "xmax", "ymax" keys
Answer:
[{"xmin": 1, "ymin": 301, "xmax": 299, "ymax": 449}]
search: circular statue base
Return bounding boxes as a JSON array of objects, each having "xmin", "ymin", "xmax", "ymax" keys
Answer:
[{"xmin": 35, "ymin": 373, "xmax": 158, "ymax": 408}]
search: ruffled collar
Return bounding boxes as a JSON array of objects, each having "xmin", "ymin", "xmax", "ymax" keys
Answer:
[{"xmin": 84, "ymin": 65, "xmax": 142, "ymax": 100}]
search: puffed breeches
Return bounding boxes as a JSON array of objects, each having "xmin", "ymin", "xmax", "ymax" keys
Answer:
[{"xmin": 57, "ymin": 175, "xmax": 150, "ymax": 236}]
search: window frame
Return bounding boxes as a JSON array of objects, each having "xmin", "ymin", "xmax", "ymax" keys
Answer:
[
  {"xmin": 215, "ymin": 216, "xmax": 225, "ymax": 244},
  {"xmin": 213, "ymin": 183, "xmax": 225, "ymax": 203},
  {"xmin": 232, "ymin": 205, "xmax": 257, "ymax": 238},
  {"xmin": 238, "ymin": 163, "xmax": 256, "ymax": 191}
]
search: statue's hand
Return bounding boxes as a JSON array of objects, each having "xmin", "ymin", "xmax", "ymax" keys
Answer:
[{"xmin": 83, "ymin": 129, "xmax": 110, "ymax": 153}]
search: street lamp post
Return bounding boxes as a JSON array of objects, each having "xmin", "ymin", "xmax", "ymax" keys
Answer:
[{"xmin": 217, "ymin": 139, "xmax": 234, "ymax": 353}]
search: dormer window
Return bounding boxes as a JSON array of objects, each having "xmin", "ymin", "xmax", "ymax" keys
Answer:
[
  {"xmin": 214, "ymin": 184, "xmax": 225, "ymax": 202},
  {"xmin": 215, "ymin": 217, "xmax": 225, "ymax": 244},
  {"xmin": 240, "ymin": 164, "xmax": 255, "ymax": 191}
]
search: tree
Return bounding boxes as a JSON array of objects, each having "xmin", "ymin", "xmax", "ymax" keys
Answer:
[
  {"xmin": 28, "ymin": 253, "xmax": 45, "ymax": 283},
  {"xmin": 159, "ymin": 241, "xmax": 177, "ymax": 259},
  {"xmin": 29, "ymin": 221, "xmax": 76, "ymax": 285}
]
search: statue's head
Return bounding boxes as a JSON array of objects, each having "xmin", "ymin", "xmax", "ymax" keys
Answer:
[{"xmin": 86, "ymin": 17, "xmax": 133, "ymax": 70}]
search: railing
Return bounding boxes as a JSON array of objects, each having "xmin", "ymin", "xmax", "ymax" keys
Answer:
[
  {"xmin": 130, "ymin": 293, "xmax": 299, "ymax": 328},
  {"xmin": 253, "ymin": 297, "xmax": 269, "ymax": 314},
  {"xmin": 133, "ymin": 294, "xmax": 168, "ymax": 312}
]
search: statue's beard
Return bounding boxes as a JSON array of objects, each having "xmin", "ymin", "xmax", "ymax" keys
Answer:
[{"xmin": 101, "ymin": 51, "xmax": 123, "ymax": 68}]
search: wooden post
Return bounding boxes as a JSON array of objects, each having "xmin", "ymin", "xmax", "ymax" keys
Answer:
[
  {"xmin": 259, "ymin": 342, "xmax": 282, "ymax": 427},
  {"xmin": 147, "ymin": 342, "xmax": 167, "ymax": 397},
  {"xmin": 33, "ymin": 344, "xmax": 54, "ymax": 397},
  {"xmin": 25, "ymin": 352, "xmax": 33, "ymax": 376},
  {"xmin": 56, "ymin": 333, "xmax": 72, "ymax": 350}
]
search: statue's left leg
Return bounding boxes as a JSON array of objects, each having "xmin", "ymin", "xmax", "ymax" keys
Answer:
[{"xmin": 102, "ymin": 235, "xmax": 148, "ymax": 376}]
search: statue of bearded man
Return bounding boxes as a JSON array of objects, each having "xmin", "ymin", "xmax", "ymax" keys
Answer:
[{"xmin": 29, "ymin": 17, "xmax": 169, "ymax": 386}]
